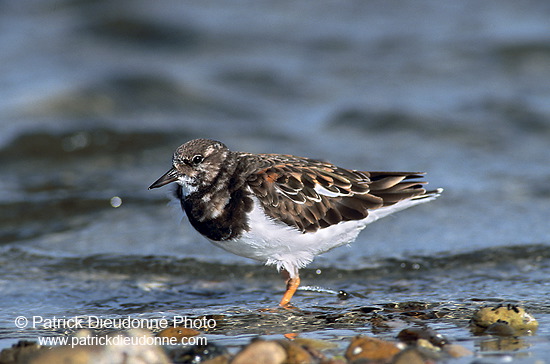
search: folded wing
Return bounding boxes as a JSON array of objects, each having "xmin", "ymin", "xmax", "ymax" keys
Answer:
[{"xmin": 246, "ymin": 154, "xmax": 432, "ymax": 233}]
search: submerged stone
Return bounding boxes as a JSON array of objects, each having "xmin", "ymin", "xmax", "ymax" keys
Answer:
[{"xmin": 470, "ymin": 304, "xmax": 538, "ymax": 335}]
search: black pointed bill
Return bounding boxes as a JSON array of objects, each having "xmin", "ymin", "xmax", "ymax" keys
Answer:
[{"xmin": 149, "ymin": 167, "xmax": 178, "ymax": 189}]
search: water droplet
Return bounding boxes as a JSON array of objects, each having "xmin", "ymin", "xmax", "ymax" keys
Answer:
[{"xmin": 110, "ymin": 196, "xmax": 122, "ymax": 208}]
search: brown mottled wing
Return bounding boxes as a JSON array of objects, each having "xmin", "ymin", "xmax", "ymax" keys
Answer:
[{"xmin": 246, "ymin": 154, "xmax": 429, "ymax": 233}]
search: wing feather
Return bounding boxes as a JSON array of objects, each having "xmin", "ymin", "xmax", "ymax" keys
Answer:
[{"xmin": 246, "ymin": 154, "xmax": 432, "ymax": 233}]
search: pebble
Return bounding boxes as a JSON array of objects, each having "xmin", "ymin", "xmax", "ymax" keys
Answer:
[
  {"xmin": 231, "ymin": 339, "xmax": 287, "ymax": 364},
  {"xmin": 345, "ymin": 335, "xmax": 401, "ymax": 362},
  {"xmin": 202, "ymin": 356, "xmax": 231, "ymax": 364},
  {"xmin": 470, "ymin": 304, "xmax": 539, "ymax": 335},
  {"xmin": 397, "ymin": 327, "xmax": 473, "ymax": 359},
  {"xmin": 275, "ymin": 339, "xmax": 314, "ymax": 363},
  {"xmin": 391, "ymin": 348, "xmax": 426, "ymax": 364},
  {"xmin": 293, "ymin": 337, "xmax": 338, "ymax": 351},
  {"xmin": 443, "ymin": 344, "xmax": 474, "ymax": 358},
  {"xmin": 397, "ymin": 327, "xmax": 448, "ymax": 347}
]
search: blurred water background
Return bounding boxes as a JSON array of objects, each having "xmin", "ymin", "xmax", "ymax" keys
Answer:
[{"xmin": 1, "ymin": 0, "xmax": 550, "ymax": 361}]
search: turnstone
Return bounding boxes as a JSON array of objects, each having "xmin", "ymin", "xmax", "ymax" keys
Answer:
[{"xmin": 149, "ymin": 138, "xmax": 442, "ymax": 307}]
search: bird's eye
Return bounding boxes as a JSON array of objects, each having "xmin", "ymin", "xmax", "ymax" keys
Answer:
[{"xmin": 192, "ymin": 155, "xmax": 204, "ymax": 164}]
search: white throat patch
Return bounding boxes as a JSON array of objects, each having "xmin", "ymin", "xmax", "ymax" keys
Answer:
[{"xmin": 177, "ymin": 176, "xmax": 198, "ymax": 196}]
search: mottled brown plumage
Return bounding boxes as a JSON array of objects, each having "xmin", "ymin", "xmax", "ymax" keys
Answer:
[{"xmin": 245, "ymin": 154, "xmax": 431, "ymax": 234}]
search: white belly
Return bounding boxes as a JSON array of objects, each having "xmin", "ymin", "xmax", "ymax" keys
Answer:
[
  {"xmin": 208, "ymin": 194, "xmax": 437, "ymax": 278},
  {"xmin": 207, "ymin": 198, "xmax": 363, "ymax": 277}
]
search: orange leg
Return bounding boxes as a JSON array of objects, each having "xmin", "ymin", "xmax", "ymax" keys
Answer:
[{"xmin": 279, "ymin": 269, "xmax": 300, "ymax": 307}]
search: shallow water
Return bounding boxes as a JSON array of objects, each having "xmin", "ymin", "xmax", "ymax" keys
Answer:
[{"xmin": 1, "ymin": 0, "xmax": 550, "ymax": 362}]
